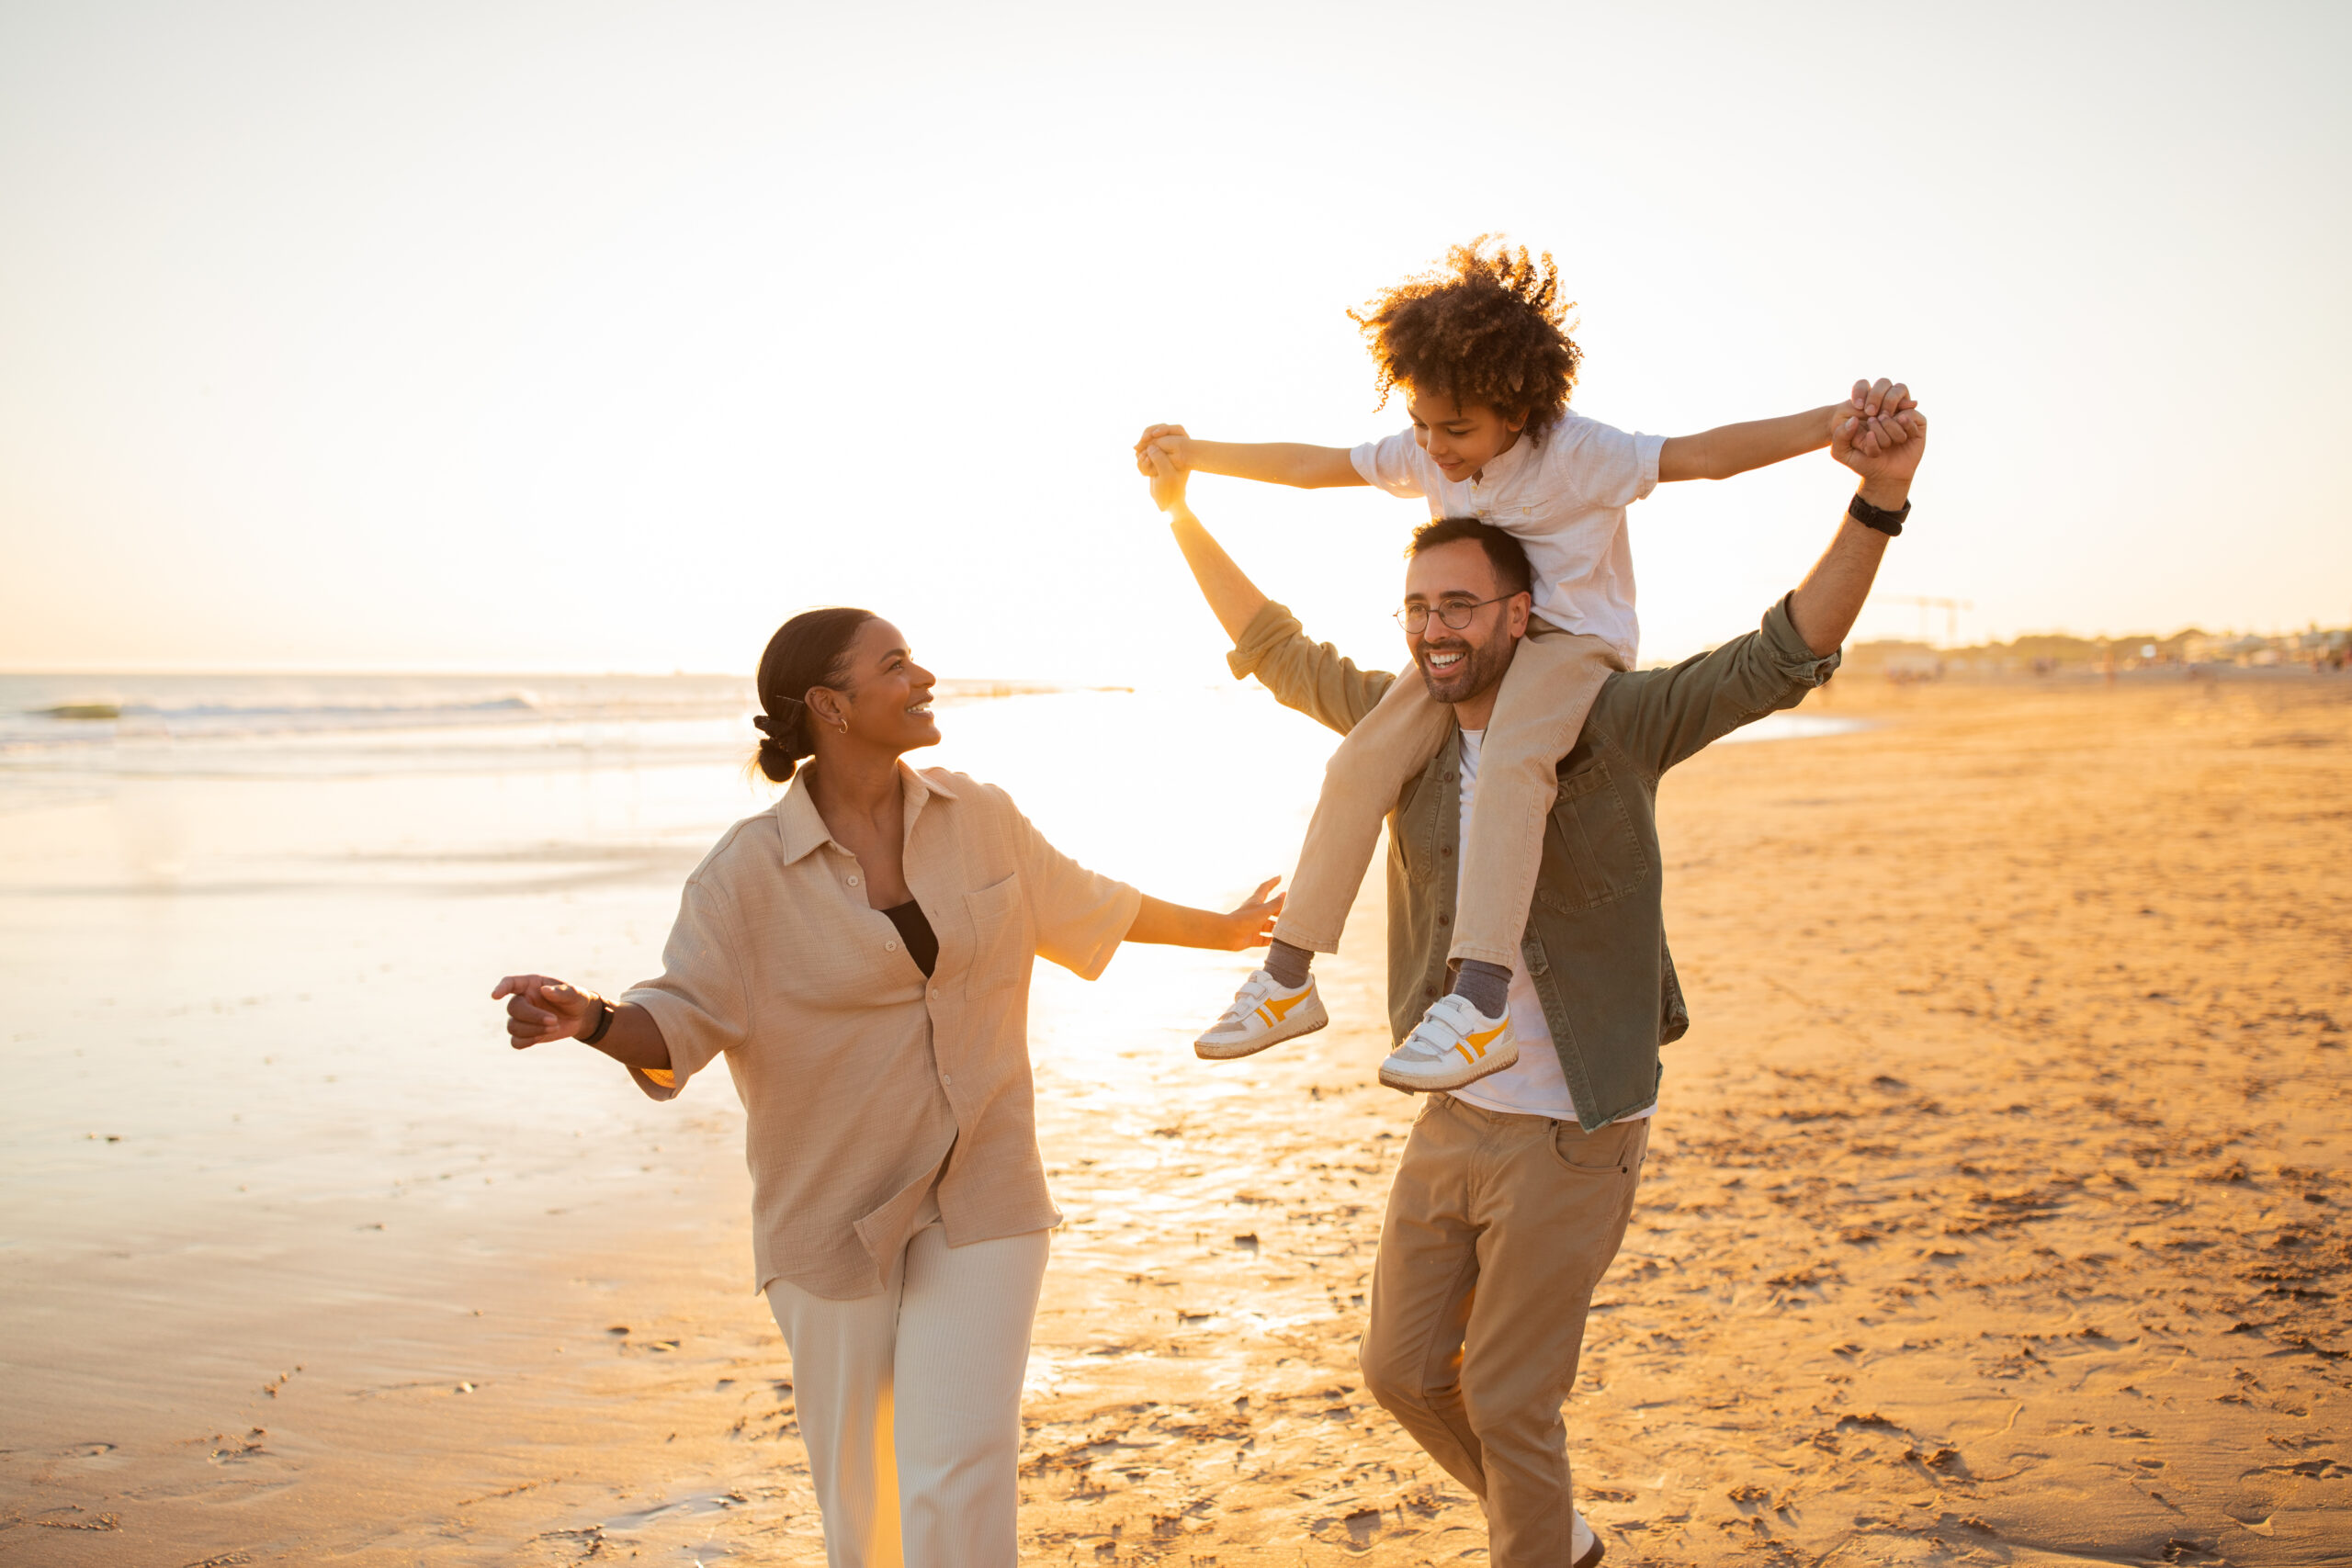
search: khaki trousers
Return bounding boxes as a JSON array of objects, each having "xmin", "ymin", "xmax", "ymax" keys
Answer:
[
  {"xmin": 1359, "ymin": 1093, "xmax": 1647, "ymax": 1568},
  {"xmin": 764, "ymin": 1201, "xmax": 1050, "ymax": 1568},
  {"xmin": 1272, "ymin": 623, "xmax": 1623, "ymax": 969}
]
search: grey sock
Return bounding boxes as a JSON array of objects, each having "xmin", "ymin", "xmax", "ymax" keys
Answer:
[
  {"xmin": 1264, "ymin": 939, "xmax": 1313, "ymax": 989},
  {"xmin": 1449, "ymin": 959, "xmax": 1511, "ymax": 1018}
]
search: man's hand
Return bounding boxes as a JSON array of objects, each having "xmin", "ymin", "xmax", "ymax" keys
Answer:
[
  {"xmin": 1845, "ymin": 378, "xmax": 1920, "ymax": 439},
  {"xmin": 1143, "ymin": 444, "xmax": 1192, "ymax": 514},
  {"xmin": 1832, "ymin": 401, "xmax": 1928, "ymax": 507},
  {"xmin": 492, "ymin": 974, "xmax": 599, "ymax": 1049},
  {"xmin": 1134, "ymin": 423, "xmax": 1195, "ymax": 475}
]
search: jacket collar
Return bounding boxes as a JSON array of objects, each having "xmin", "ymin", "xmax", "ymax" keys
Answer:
[{"xmin": 773, "ymin": 760, "xmax": 957, "ymax": 864}]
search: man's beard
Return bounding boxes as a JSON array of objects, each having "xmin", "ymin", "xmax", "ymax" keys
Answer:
[{"xmin": 1415, "ymin": 633, "xmax": 1511, "ymax": 708}]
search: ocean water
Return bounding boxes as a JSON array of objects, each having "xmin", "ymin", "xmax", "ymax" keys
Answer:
[{"xmin": 0, "ymin": 669, "xmax": 1860, "ymax": 803}]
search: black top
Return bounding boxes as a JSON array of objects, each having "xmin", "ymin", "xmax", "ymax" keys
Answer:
[{"xmin": 881, "ymin": 899, "xmax": 939, "ymax": 977}]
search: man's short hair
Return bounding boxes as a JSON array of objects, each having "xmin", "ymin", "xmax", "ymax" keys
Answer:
[{"xmin": 1408, "ymin": 516, "xmax": 1533, "ymax": 600}]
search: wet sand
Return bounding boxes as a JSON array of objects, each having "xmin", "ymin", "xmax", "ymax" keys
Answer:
[{"xmin": 6, "ymin": 675, "xmax": 2348, "ymax": 1565}]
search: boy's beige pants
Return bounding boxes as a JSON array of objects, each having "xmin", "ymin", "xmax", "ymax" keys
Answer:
[
  {"xmin": 1360, "ymin": 1093, "xmax": 1648, "ymax": 1567},
  {"xmin": 764, "ymin": 1188, "xmax": 1050, "ymax": 1568},
  {"xmin": 1272, "ymin": 622, "xmax": 1623, "ymax": 970}
]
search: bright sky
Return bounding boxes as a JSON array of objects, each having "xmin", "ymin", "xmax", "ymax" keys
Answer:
[{"xmin": 3, "ymin": 1, "xmax": 2346, "ymax": 682}]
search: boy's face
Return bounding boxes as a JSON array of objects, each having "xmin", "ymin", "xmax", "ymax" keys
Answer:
[{"xmin": 1405, "ymin": 384, "xmax": 1525, "ymax": 483}]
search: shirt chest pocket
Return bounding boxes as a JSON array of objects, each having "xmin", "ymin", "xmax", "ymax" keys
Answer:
[
  {"xmin": 962, "ymin": 873, "xmax": 1028, "ymax": 998},
  {"xmin": 1534, "ymin": 760, "xmax": 1647, "ymax": 913}
]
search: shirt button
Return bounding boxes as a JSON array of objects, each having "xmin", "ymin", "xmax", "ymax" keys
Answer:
[
  {"xmin": 942, "ymin": 1073, "xmax": 954, "ymax": 1086},
  {"xmin": 846, "ymin": 874, "xmax": 860, "ymax": 887},
  {"xmin": 930, "ymin": 987, "xmax": 941, "ymax": 999},
  {"xmin": 886, "ymin": 940, "xmax": 899, "ymax": 952}
]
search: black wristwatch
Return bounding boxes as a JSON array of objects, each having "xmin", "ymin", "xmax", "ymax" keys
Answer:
[
  {"xmin": 582, "ymin": 994, "xmax": 616, "ymax": 1045},
  {"xmin": 1849, "ymin": 491, "xmax": 1911, "ymax": 536}
]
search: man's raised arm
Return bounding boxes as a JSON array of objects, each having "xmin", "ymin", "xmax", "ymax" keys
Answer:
[
  {"xmin": 1148, "ymin": 449, "xmax": 1270, "ymax": 644},
  {"xmin": 1143, "ymin": 447, "xmax": 1395, "ymax": 736},
  {"xmin": 1787, "ymin": 406, "xmax": 1927, "ymax": 654}
]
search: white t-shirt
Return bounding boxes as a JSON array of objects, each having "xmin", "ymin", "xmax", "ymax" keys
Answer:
[
  {"xmin": 1351, "ymin": 412, "xmax": 1665, "ymax": 668},
  {"xmin": 1446, "ymin": 728, "xmax": 1657, "ymax": 1127}
]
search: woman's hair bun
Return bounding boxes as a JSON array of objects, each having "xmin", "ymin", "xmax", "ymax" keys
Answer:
[{"xmin": 750, "ymin": 606, "xmax": 876, "ymax": 784}]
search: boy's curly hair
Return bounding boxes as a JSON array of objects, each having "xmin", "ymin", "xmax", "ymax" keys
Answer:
[{"xmin": 1350, "ymin": 236, "xmax": 1581, "ymax": 442}]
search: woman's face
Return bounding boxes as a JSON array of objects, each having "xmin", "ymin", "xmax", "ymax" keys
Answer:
[{"xmin": 823, "ymin": 618, "xmax": 941, "ymax": 754}]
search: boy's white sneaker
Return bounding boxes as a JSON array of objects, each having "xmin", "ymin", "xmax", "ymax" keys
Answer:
[
  {"xmin": 1194, "ymin": 970, "xmax": 1328, "ymax": 1060},
  {"xmin": 1377, "ymin": 992, "xmax": 1518, "ymax": 1092}
]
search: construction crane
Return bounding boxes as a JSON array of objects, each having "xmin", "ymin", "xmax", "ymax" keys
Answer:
[{"xmin": 1884, "ymin": 595, "xmax": 1973, "ymax": 646}]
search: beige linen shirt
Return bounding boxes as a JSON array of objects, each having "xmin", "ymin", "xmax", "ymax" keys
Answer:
[{"xmin": 621, "ymin": 761, "xmax": 1141, "ymax": 1300}]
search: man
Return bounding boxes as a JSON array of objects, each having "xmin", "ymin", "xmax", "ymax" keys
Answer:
[{"xmin": 1140, "ymin": 400, "xmax": 1926, "ymax": 1567}]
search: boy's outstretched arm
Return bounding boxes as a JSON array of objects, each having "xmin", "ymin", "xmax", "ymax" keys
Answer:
[
  {"xmin": 1134, "ymin": 423, "xmax": 1366, "ymax": 490},
  {"xmin": 1145, "ymin": 446, "xmax": 1270, "ymax": 641},
  {"xmin": 1657, "ymin": 378, "xmax": 1917, "ymax": 483}
]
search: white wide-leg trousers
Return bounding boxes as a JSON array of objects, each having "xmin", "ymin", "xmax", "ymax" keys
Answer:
[{"xmin": 763, "ymin": 1210, "xmax": 1050, "ymax": 1568}]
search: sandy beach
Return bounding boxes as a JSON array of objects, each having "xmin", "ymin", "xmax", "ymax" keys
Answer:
[{"xmin": 4, "ymin": 671, "xmax": 2347, "ymax": 1566}]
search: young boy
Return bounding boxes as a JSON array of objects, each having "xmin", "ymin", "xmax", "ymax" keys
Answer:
[{"xmin": 1136, "ymin": 238, "xmax": 1914, "ymax": 1094}]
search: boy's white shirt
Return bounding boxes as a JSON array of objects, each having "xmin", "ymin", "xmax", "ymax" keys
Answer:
[{"xmin": 1351, "ymin": 411, "xmax": 1665, "ymax": 668}]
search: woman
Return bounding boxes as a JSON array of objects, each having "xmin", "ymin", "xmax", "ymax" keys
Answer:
[{"xmin": 492, "ymin": 607, "xmax": 1278, "ymax": 1568}]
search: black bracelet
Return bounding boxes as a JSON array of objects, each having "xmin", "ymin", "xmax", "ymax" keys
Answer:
[
  {"xmin": 582, "ymin": 994, "xmax": 616, "ymax": 1045},
  {"xmin": 1849, "ymin": 491, "xmax": 1910, "ymax": 536}
]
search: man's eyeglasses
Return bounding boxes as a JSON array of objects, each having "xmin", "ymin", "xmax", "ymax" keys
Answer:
[{"xmin": 1395, "ymin": 594, "xmax": 1511, "ymax": 635}]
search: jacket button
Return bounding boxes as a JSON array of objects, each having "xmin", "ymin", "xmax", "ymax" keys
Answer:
[
  {"xmin": 1438, "ymin": 913, "xmax": 1450, "ymax": 925},
  {"xmin": 1424, "ymin": 986, "xmax": 1438, "ymax": 998},
  {"xmin": 1442, "ymin": 845, "xmax": 1453, "ymax": 857}
]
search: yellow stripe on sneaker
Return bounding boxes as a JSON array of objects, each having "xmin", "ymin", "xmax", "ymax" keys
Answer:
[
  {"xmin": 1262, "ymin": 991, "xmax": 1310, "ymax": 1023},
  {"xmin": 1464, "ymin": 1023, "xmax": 1509, "ymax": 1059}
]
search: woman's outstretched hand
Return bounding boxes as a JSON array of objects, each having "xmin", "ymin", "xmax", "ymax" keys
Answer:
[
  {"xmin": 1125, "ymin": 877, "xmax": 1285, "ymax": 952},
  {"xmin": 1220, "ymin": 876, "xmax": 1285, "ymax": 950},
  {"xmin": 492, "ymin": 974, "xmax": 599, "ymax": 1049}
]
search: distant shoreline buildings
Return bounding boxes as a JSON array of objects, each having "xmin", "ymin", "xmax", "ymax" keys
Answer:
[{"xmin": 1844, "ymin": 626, "xmax": 2352, "ymax": 682}]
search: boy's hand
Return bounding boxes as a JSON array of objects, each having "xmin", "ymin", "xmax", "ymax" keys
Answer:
[
  {"xmin": 1143, "ymin": 445, "xmax": 1191, "ymax": 513},
  {"xmin": 1134, "ymin": 423, "xmax": 1195, "ymax": 475}
]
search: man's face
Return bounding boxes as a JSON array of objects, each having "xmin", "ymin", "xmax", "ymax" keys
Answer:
[
  {"xmin": 1402, "ymin": 539, "xmax": 1529, "ymax": 706},
  {"xmin": 1405, "ymin": 383, "xmax": 1525, "ymax": 484}
]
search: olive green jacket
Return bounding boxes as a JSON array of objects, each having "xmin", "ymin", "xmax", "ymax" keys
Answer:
[{"xmin": 1227, "ymin": 593, "xmax": 1840, "ymax": 1129}]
